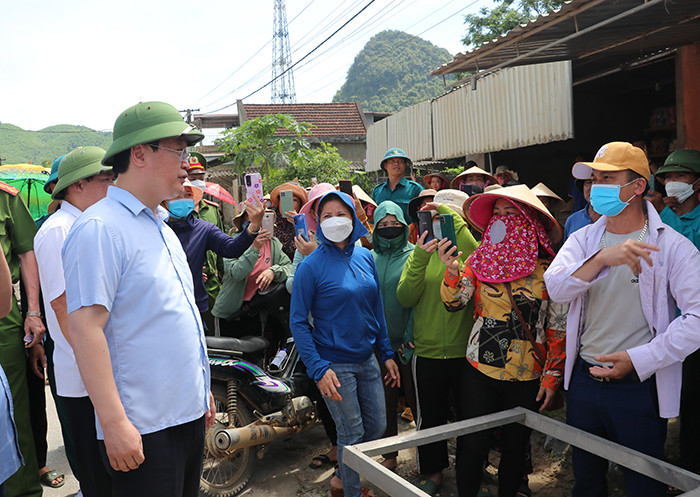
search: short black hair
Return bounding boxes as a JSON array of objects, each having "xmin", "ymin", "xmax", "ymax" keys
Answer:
[
  {"xmin": 627, "ymin": 170, "xmax": 650, "ymax": 196},
  {"xmin": 110, "ymin": 140, "xmax": 160, "ymax": 178}
]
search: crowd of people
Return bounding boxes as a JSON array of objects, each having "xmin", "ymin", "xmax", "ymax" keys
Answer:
[{"xmin": 1, "ymin": 98, "xmax": 700, "ymax": 497}]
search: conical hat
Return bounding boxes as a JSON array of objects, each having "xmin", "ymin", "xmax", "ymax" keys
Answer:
[
  {"xmin": 450, "ymin": 166, "xmax": 497, "ymax": 189},
  {"xmin": 463, "ymin": 184, "xmax": 562, "ymax": 245},
  {"xmin": 531, "ymin": 182, "xmax": 564, "ymax": 210}
]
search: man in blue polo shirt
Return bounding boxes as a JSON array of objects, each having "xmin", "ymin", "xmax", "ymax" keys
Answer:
[
  {"xmin": 372, "ymin": 148, "xmax": 423, "ymax": 223},
  {"xmin": 62, "ymin": 102, "xmax": 262, "ymax": 497}
]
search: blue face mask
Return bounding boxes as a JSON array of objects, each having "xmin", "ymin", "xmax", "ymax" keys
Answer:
[
  {"xmin": 590, "ymin": 180, "xmax": 638, "ymax": 217},
  {"xmin": 168, "ymin": 198, "xmax": 195, "ymax": 219}
]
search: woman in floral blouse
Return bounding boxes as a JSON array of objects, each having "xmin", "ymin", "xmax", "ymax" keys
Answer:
[{"xmin": 438, "ymin": 185, "xmax": 567, "ymax": 497}]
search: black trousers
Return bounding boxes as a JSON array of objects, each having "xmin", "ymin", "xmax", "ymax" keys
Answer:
[
  {"xmin": 62, "ymin": 396, "xmax": 112, "ymax": 497},
  {"xmin": 381, "ymin": 359, "xmax": 416, "ymax": 460},
  {"xmin": 680, "ymin": 348, "xmax": 700, "ymax": 473},
  {"xmin": 99, "ymin": 416, "xmax": 205, "ymax": 497},
  {"xmin": 412, "ymin": 356, "xmax": 466, "ymax": 475},
  {"xmin": 456, "ymin": 365, "xmax": 539, "ymax": 497},
  {"xmin": 26, "ymin": 349, "xmax": 47, "ymax": 469}
]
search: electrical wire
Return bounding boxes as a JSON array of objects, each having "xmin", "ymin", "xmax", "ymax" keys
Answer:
[
  {"xmin": 193, "ymin": 0, "xmax": 317, "ymax": 106},
  {"xmin": 295, "ymin": 0, "xmax": 478, "ymax": 100},
  {"xmin": 205, "ymin": 0, "xmax": 378, "ymax": 113},
  {"xmin": 200, "ymin": 0, "xmax": 405, "ymax": 111}
]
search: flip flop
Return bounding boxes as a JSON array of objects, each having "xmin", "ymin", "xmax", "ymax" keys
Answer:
[
  {"xmin": 415, "ymin": 479, "xmax": 441, "ymax": 496},
  {"xmin": 309, "ymin": 454, "xmax": 336, "ymax": 469},
  {"xmin": 330, "ymin": 486, "xmax": 375, "ymax": 497},
  {"xmin": 39, "ymin": 469, "xmax": 65, "ymax": 488}
]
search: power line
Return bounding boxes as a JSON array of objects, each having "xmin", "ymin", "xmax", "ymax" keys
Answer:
[
  {"xmin": 206, "ymin": 0, "xmax": 378, "ymax": 113},
  {"xmin": 199, "ymin": 0, "xmax": 372, "ymax": 112},
  {"xmin": 193, "ymin": 0, "xmax": 317, "ymax": 106},
  {"xmin": 295, "ymin": 0, "xmax": 477, "ymax": 100}
]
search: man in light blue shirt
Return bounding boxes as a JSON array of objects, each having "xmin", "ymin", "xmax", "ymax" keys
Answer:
[{"xmin": 62, "ymin": 102, "xmax": 257, "ymax": 497}]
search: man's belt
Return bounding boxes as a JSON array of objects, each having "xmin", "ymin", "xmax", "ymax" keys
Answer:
[{"xmin": 580, "ymin": 359, "xmax": 641, "ymax": 384}]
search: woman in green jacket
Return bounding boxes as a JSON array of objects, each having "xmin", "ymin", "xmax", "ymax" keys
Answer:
[
  {"xmin": 396, "ymin": 190, "xmax": 479, "ymax": 496},
  {"xmin": 371, "ymin": 201, "xmax": 416, "ymax": 471},
  {"xmin": 212, "ymin": 223, "xmax": 292, "ymax": 337}
]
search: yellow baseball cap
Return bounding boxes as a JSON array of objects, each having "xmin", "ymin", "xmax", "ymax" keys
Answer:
[{"xmin": 572, "ymin": 142, "xmax": 650, "ymax": 180}]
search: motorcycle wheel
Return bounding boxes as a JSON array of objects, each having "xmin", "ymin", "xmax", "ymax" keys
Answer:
[{"xmin": 200, "ymin": 383, "xmax": 255, "ymax": 497}]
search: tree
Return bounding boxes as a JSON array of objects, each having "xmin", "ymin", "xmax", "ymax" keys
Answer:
[
  {"xmin": 462, "ymin": 0, "xmax": 565, "ymax": 49},
  {"xmin": 218, "ymin": 114, "xmax": 314, "ymax": 184},
  {"xmin": 268, "ymin": 142, "xmax": 377, "ymax": 195}
]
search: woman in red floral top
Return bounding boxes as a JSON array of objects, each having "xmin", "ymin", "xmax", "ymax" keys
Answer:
[{"xmin": 438, "ymin": 185, "xmax": 567, "ymax": 497}]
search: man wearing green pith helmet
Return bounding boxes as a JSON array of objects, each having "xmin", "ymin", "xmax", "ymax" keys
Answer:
[
  {"xmin": 371, "ymin": 148, "xmax": 423, "ymax": 224},
  {"xmin": 61, "ymin": 102, "xmax": 221, "ymax": 497}
]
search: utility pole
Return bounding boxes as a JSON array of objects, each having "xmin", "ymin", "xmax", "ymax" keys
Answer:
[
  {"xmin": 271, "ymin": 0, "xmax": 296, "ymax": 104},
  {"xmin": 179, "ymin": 108, "xmax": 200, "ymax": 124}
]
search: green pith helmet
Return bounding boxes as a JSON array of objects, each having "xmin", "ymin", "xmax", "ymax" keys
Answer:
[
  {"xmin": 102, "ymin": 101, "xmax": 204, "ymax": 166},
  {"xmin": 44, "ymin": 154, "xmax": 65, "ymax": 194},
  {"xmin": 53, "ymin": 147, "xmax": 111, "ymax": 200},
  {"xmin": 656, "ymin": 148, "xmax": 700, "ymax": 178},
  {"xmin": 380, "ymin": 148, "xmax": 412, "ymax": 170}
]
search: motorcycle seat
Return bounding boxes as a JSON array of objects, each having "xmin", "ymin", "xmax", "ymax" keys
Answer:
[{"xmin": 206, "ymin": 336, "xmax": 268, "ymax": 355}]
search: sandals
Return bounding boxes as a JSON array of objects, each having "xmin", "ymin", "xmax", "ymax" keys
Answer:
[
  {"xmin": 415, "ymin": 478, "xmax": 441, "ymax": 496},
  {"xmin": 39, "ymin": 469, "xmax": 65, "ymax": 488},
  {"xmin": 309, "ymin": 454, "xmax": 337, "ymax": 469},
  {"xmin": 330, "ymin": 487, "xmax": 375, "ymax": 497},
  {"xmin": 401, "ymin": 407, "xmax": 414, "ymax": 422}
]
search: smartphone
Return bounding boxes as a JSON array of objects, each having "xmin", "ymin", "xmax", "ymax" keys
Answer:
[
  {"xmin": 339, "ymin": 180, "xmax": 353, "ymax": 196},
  {"xmin": 262, "ymin": 210, "xmax": 275, "ymax": 233},
  {"xmin": 417, "ymin": 211, "xmax": 434, "ymax": 242},
  {"xmin": 440, "ymin": 213, "xmax": 458, "ymax": 248},
  {"xmin": 279, "ymin": 190, "xmax": 294, "ymax": 218},
  {"xmin": 245, "ymin": 173, "xmax": 264, "ymax": 205},
  {"xmin": 293, "ymin": 214, "xmax": 309, "ymax": 241},
  {"xmin": 23, "ymin": 334, "xmax": 34, "ymax": 345},
  {"xmin": 459, "ymin": 184, "xmax": 483, "ymax": 196}
]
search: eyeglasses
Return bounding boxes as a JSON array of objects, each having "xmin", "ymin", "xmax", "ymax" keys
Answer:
[{"xmin": 152, "ymin": 145, "xmax": 190, "ymax": 163}]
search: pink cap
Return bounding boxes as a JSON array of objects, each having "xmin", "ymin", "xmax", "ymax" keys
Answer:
[{"xmin": 299, "ymin": 182, "xmax": 335, "ymax": 232}]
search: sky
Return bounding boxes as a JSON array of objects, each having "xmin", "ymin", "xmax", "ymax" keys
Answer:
[{"xmin": 1, "ymin": 0, "xmax": 492, "ymax": 132}]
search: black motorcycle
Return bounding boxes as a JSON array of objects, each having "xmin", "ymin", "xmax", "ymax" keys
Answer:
[{"xmin": 199, "ymin": 286, "xmax": 317, "ymax": 497}]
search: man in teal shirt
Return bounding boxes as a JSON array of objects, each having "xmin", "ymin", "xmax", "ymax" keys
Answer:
[
  {"xmin": 647, "ymin": 147, "xmax": 700, "ymax": 477},
  {"xmin": 648, "ymin": 148, "xmax": 700, "ymax": 249},
  {"xmin": 371, "ymin": 148, "xmax": 423, "ymax": 224}
]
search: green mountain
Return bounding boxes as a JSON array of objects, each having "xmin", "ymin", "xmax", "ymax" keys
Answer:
[
  {"xmin": 333, "ymin": 30, "xmax": 454, "ymax": 113},
  {"xmin": 0, "ymin": 123, "xmax": 112, "ymax": 165}
]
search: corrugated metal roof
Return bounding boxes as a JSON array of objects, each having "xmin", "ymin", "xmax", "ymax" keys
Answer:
[
  {"xmin": 432, "ymin": 0, "xmax": 700, "ymax": 81},
  {"xmin": 367, "ymin": 61, "xmax": 573, "ymax": 164}
]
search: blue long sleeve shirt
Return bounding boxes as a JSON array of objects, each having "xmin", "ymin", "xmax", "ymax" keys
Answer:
[
  {"xmin": 168, "ymin": 215, "xmax": 255, "ymax": 312},
  {"xmin": 289, "ymin": 192, "xmax": 394, "ymax": 381}
]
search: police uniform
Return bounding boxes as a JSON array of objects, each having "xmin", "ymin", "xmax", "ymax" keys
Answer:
[{"xmin": 0, "ymin": 181, "xmax": 42, "ymax": 497}]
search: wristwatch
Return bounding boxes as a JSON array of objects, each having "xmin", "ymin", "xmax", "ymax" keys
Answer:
[{"xmin": 26, "ymin": 311, "xmax": 42, "ymax": 318}]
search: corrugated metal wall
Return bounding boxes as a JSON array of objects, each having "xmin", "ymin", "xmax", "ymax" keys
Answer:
[{"xmin": 366, "ymin": 61, "xmax": 573, "ymax": 171}]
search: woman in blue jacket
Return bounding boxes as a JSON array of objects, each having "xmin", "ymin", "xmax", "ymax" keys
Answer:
[{"xmin": 290, "ymin": 191, "xmax": 400, "ymax": 497}]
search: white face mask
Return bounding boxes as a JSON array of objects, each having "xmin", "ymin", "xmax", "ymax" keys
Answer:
[
  {"xmin": 320, "ymin": 217, "xmax": 353, "ymax": 243},
  {"xmin": 190, "ymin": 179, "xmax": 206, "ymax": 190},
  {"xmin": 665, "ymin": 181, "xmax": 697, "ymax": 204}
]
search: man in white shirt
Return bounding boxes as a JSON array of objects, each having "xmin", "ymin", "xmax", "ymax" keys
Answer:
[{"xmin": 34, "ymin": 146, "xmax": 114, "ymax": 497}]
